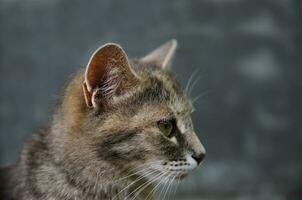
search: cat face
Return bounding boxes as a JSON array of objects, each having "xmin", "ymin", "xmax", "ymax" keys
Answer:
[
  {"xmin": 82, "ymin": 40, "xmax": 206, "ymax": 183},
  {"xmin": 130, "ymin": 73, "xmax": 205, "ymax": 182}
]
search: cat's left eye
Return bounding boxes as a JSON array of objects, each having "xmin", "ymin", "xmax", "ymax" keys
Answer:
[{"xmin": 157, "ymin": 119, "xmax": 174, "ymax": 137}]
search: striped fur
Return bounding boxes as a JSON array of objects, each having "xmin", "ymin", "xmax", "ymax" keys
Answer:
[{"xmin": 0, "ymin": 40, "xmax": 206, "ymax": 200}]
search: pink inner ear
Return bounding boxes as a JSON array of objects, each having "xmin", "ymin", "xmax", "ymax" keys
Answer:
[
  {"xmin": 83, "ymin": 43, "xmax": 138, "ymax": 107},
  {"xmin": 85, "ymin": 46, "xmax": 110, "ymax": 92},
  {"xmin": 82, "ymin": 82, "xmax": 93, "ymax": 108}
]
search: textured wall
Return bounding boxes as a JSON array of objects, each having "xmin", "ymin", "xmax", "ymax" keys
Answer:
[{"xmin": 0, "ymin": 0, "xmax": 301, "ymax": 199}]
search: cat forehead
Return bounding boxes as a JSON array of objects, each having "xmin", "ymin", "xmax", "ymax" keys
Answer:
[
  {"xmin": 136, "ymin": 69, "xmax": 193, "ymax": 114},
  {"xmin": 104, "ymin": 58, "xmax": 193, "ymax": 116}
]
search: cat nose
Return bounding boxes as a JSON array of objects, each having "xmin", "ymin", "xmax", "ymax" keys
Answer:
[{"xmin": 192, "ymin": 153, "xmax": 206, "ymax": 165}]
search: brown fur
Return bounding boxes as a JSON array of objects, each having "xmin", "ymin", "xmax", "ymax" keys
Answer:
[{"xmin": 0, "ymin": 40, "xmax": 206, "ymax": 200}]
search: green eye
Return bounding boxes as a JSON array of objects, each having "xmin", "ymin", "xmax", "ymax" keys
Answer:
[{"xmin": 157, "ymin": 119, "xmax": 174, "ymax": 137}]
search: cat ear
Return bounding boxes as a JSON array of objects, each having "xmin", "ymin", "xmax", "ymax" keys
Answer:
[
  {"xmin": 83, "ymin": 43, "xmax": 138, "ymax": 108},
  {"xmin": 140, "ymin": 39, "xmax": 177, "ymax": 69}
]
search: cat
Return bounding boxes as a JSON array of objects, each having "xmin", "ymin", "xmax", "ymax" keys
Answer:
[{"xmin": 0, "ymin": 39, "xmax": 206, "ymax": 200}]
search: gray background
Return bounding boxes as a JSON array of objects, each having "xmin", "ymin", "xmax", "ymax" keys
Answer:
[{"xmin": 0, "ymin": 0, "xmax": 301, "ymax": 199}]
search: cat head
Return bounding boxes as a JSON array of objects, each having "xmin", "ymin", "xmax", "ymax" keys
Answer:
[{"xmin": 79, "ymin": 40, "xmax": 205, "ymax": 184}]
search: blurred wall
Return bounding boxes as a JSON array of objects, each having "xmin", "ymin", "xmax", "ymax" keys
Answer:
[{"xmin": 0, "ymin": 0, "xmax": 301, "ymax": 199}]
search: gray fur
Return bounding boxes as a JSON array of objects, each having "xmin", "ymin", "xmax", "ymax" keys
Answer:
[{"xmin": 0, "ymin": 40, "xmax": 205, "ymax": 200}]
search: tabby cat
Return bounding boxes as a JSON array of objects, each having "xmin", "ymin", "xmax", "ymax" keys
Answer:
[{"xmin": 0, "ymin": 40, "xmax": 206, "ymax": 200}]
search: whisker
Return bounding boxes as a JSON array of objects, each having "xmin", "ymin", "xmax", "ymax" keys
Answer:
[
  {"xmin": 112, "ymin": 168, "xmax": 156, "ymax": 200},
  {"xmin": 192, "ymin": 92, "xmax": 207, "ymax": 105},
  {"xmin": 145, "ymin": 171, "xmax": 169, "ymax": 200},
  {"xmin": 126, "ymin": 170, "xmax": 164, "ymax": 200},
  {"xmin": 162, "ymin": 176, "xmax": 172, "ymax": 200},
  {"xmin": 164, "ymin": 175, "xmax": 176, "ymax": 199},
  {"xmin": 158, "ymin": 173, "xmax": 173, "ymax": 200},
  {"xmin": 111, "ymin": 161, "xmax": 161, "ymax": 185},
  {"xmin": 129, "ymin": 175, "xmax": 164, "ymax": 200},
  {"xmin": 172, "ymin": 175, "xmax": 181, "ymax": 200},
  {"xmin": 122, "ymin": 161, "xmax": 160, "ymax": 175},
  {"xmin": 188, "ymin": 74, "xmax": 201, "ymax": 98},
  {"xmin": 155, "ymin": 173, "xmax": 171, "ymax": 200},
  {"xmin": 169, "ymin": 174, "xmax": 177, "ymax": 198},
  {"xmin": 113, "ymin": 164, "xmax": 155, "ymax": 184},
  {"xmin": 163, "ymin": 174, "xmax": 175, "ymax": 200},
  {"xmin": 185, "ymin": 68, "xmax": 200, "ymax": 94}
]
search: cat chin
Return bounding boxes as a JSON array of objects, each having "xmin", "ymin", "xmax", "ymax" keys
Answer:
[
  {"xmin": 165, "ymin": 171, "xmax": 189, "ymax": 181},
  {"xmin": 150, "ymin": 171, "xmax": 189, "ymax": 185},
  {"xmin": 174, "ymin": 173, "xmax": 188, "ymax": 181}
]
